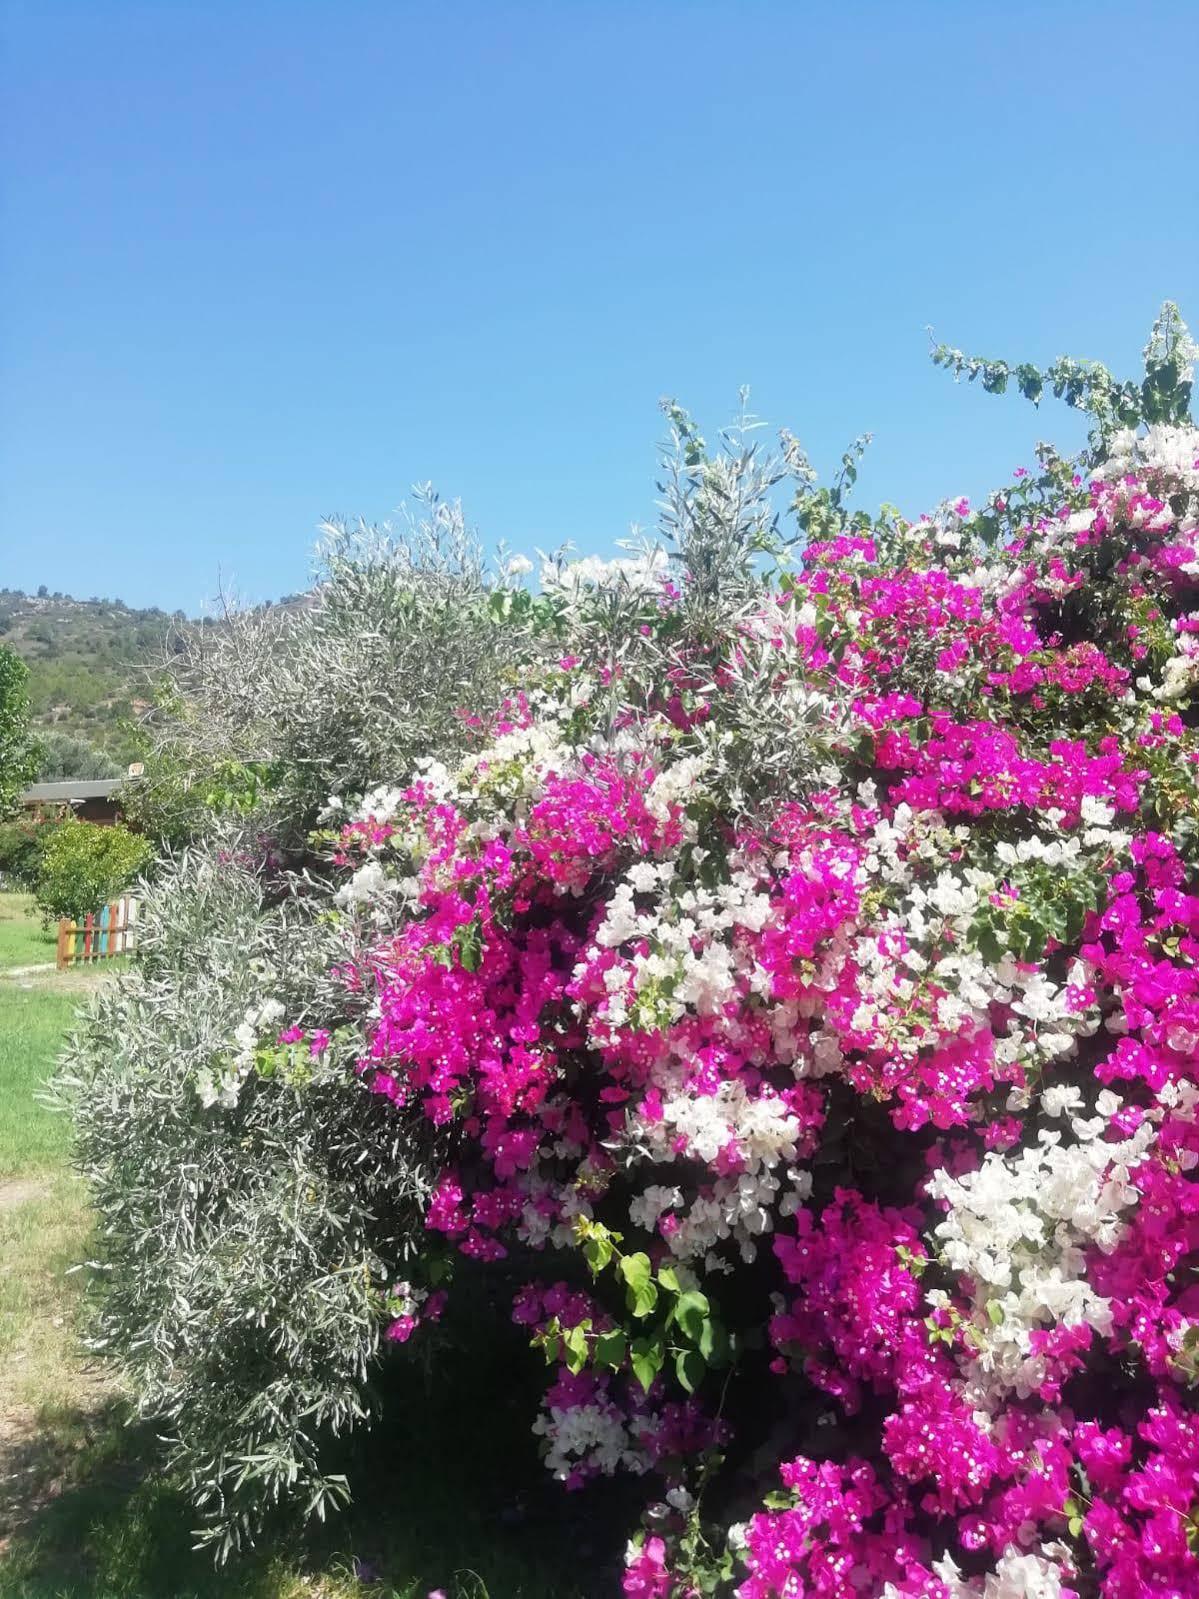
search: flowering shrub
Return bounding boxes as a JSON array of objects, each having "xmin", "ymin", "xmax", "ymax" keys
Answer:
[
  {"xmin": 300, "ymin": 310, "xmax": 1199, "ymax": 1595},
  {"xmin": 72, "ymin": 307, "xmax": 1199, "ymax": 1592}
]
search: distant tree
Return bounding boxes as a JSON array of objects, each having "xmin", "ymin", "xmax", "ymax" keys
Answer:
[
  {"xmin": 0, "ymin": 646, "xmax": 39, "ymax": 816},
  {"xmin": 36, "ymin": 729, "xmax": 122, "ymax": 782}
]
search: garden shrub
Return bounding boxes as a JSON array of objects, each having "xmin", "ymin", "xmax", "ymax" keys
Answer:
[
  {"xmin": 34, "ymin": 817, "xmax": 152, "ymax": 923},
  {"xmin": 65, "ymin": 307, "xmax": 1199, "ymax": 1595},
  {"xmin": 53, "ymin": 502, "xmax": 505, "ymax": 1555},
  {"xmin": 54, "ymin": 838, "xmax": 437, "ymax": 1556},
  {"xmin": 0, "ymin": 815, "xmax": 55, "ymax": 889}
]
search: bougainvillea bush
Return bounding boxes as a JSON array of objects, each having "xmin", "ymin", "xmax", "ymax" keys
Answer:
[{"xmin": 67, "ymin": 309, "xmax": 1199, "ymax": 1594}]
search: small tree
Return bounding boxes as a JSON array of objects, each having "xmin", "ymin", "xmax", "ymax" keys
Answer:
[
  {"xmin": 35, "ymin": 819, "xmax": 152, "ymax": 924},
  {"xmin": 0, "ymin": 645, "xmax": 38, "ymax": 816}
]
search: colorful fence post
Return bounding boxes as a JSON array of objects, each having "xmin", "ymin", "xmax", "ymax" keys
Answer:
[{"xmin": 56, "ymin": 894, "xmax": 138, "ymax": 970}]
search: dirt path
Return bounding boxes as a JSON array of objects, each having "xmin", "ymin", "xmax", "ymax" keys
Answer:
[{"xmin": 0, "ymin": 1177, "xmax": 51, "ymax": 1212}]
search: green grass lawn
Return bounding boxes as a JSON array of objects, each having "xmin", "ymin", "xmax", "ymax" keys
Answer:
[
  {"xmin": 0, "ymin": 984, "xmax": 83, "ymax": 1175},
  {"xmin": 0, "ymin": 957, "xmax": 604, "ymax": 1599},
  {"xmin": 0, "ymin": 894, "xmax": 56, "ymax": 972}
]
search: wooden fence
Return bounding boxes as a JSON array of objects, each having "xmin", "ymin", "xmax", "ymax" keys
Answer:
[{"xmin": 56, "ymin": 895, "xmax": 139, "ymax": 969}]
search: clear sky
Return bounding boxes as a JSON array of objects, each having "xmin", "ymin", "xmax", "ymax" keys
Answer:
[{"xmin": 3, "ymin": 1, "xmax": 1198, "ymax": 612}]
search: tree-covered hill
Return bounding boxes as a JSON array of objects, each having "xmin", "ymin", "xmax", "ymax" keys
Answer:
[
  {"xmin": 0, "ymin": 588, "xmax": 187, "ymax": 775},
  {"xmin": 0, "ymin": 588, "xmax": 312, "ymax": 779}
]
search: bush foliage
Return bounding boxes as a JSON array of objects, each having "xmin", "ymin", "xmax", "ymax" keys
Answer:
[
  {"xmin": 126, "ymin": 493, "xmax": 513, "ymax": 849},
  {"xmin": 55, "ymin": 843, "xmax": 435, "ymax": 1554},
  {"xmin": 0, "ymin": 815, "xmax": 55, "ymax": 889},
  {"xmin": 61, "ymin": 308, "xmax": 1199, "ymax": 1595},
  {"xmin": 36, "ymin": 727, "xmax": 123, "ymax": 781}
]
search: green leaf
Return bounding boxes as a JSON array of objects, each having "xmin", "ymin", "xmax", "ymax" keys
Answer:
[
  {"xmin": 455, "ymin": 920, "xmax": 483, "ymax": 972},
  {"xmin": 630, "ymin": 1336, "xmax": 664, "ymax": 1393},
  {"xmin": 619, "ymin": 1251, "xmax": 652, "ymax": 1292},
  {"xmin": 698, "ymin": 1316, "xmax": 729, "ymax": 1366},
  {"xmin": 593, "ymin": 1329, "xmax": 627, "ymax": 1370},
  {"xmin": 674, "ymin": 1290, "xmax": 710, "ymax": 1344},
  {"xmin": 675, "ymin": 1348, "xmax": 705, "ymax": 1394},
  {"xmin": 564, "ymin": 1322, "xmax": 590, "ymax": 1374},
  {"xmin": 656, "ymin": 1265, "xmax": 682, "ymax": 1295},
  {"xmin": 619, "ymin": 1252, "xmax": 659, "ymax": 1319},
  {"xmin": 583, "ymin": 1234, "xmax": 614, "ymax": 1276}
]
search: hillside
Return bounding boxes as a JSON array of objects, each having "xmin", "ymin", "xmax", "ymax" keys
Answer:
[{"xmin": 0, "ymin": 588, "xmax": 186, "ymax": 775}]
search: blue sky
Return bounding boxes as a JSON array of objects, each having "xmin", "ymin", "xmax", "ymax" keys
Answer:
[{"xmin": 3, "ymin": 1, "xmax": 1198, "ymax": 612}]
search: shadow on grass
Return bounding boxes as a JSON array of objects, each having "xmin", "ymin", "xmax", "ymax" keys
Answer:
[
  {"xmin": 0, "ymin": 1398, "xmax": 290, "ymax": 1599},
  {"xmin": 0, "ymin": 1318, "xmax": 632, "ymax": 1599}
]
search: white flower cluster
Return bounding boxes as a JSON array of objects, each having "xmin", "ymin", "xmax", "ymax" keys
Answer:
[
  {"xmin": 1142, "ymin": 610, "xmax": 1199, "ymax": 702},
  {"xmin": 921, "ymin": 1543, "xmax": 1072, "ymax": 1599},
  {"xmin": 532, "ymin": 1395, "xmax": 646, "ymax": 1482},
  {"xmin": 847, "ymin": 917, "xmax": 1094, "ymax": 1078},
  {"xmin": 335, "ymin": 858, "xmax": 397, "ymax": 909},
  {"xmin": 628, "ymin": 1076, "xmax": 811, "ymax": 1266},
  {"xmin": 1102, "ymin": 423, "xmax": 1199, "ymax": 489},
  {"xmin": 196, "ymin": 996, "xmax": 285, "ymax": 1109},
  {"xmin": 844, "ymin": 806, "xmax": 1110, "ymax": 1074},
  {"xmin": 644, "ymin": 754, "xmax": 706, "ymax": 829},
  {"xmin": 1076, "ymin": 794, "xmax": 1133, "ymax": 853},
  {"xmin": 926, "ymin": 1095, "xmax": 1155, "ymax": 1398},
  {"xmin": 460, "ymin": 718, "xmax": 567, "ymax": 804},
  {"xmin": 539, "ymin": 549, "xmax": 668, "ymax": 599},
  {"xmin": 592, "ymin": 861, "xmax": 772, "ymax": 1025}
]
